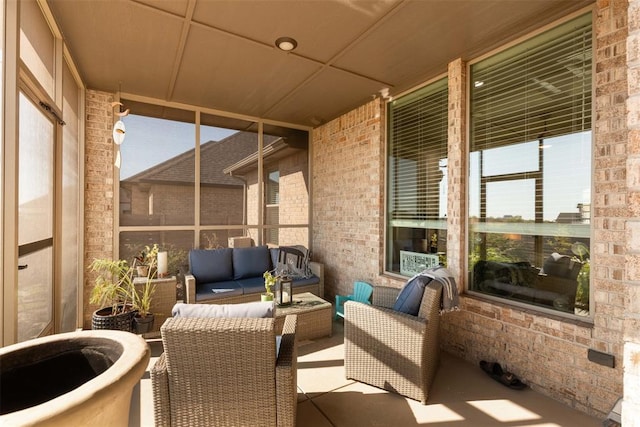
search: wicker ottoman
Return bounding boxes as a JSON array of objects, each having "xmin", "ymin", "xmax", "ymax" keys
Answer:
[{"xmin": 274, "ymin": 292, "xmax": 332, "ymax": 341}]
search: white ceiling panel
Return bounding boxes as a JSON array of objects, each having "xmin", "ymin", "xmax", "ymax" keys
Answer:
[{"xmin": 47, "ymin": 0, "xmax": 595, "ymax": 127}]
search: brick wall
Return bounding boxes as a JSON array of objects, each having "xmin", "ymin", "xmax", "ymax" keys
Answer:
[
  {"xmin": 624, "ymin": 0, "xmax": 640, "ymax": 424},
  {"xmin": 84, "ymin": 90, "xmax": 116, "ymax": 328},
  {"xmin": 311, "ymin": 3, "xmax": 629, "ymax": 418},
  {"xmin": 311, "ymin": 99, "xmax": 390, "ymax": 304}
]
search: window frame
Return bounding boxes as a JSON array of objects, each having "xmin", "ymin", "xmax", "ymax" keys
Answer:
[
  {"xmin": 465, "ymin": 10, "xmax": 595, "ymax": 321},
  {"xmin": 384, "ymin": 76, "xmax": 449, "ymax": 278}
]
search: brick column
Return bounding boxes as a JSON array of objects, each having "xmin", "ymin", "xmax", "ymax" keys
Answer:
[
  {"xmin": 624, "ymin": 0, "xmax": 640, "ymax": 424},
  {"xmin": 447, "ymin": 58, "xmax": 467, "ymax": 289},
  {"xmin": 83, "ymin": 90, "xmax": 116, "ymax": 328}
]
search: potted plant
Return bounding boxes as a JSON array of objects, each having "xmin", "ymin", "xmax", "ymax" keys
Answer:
[
  {"xmin": 262, "ymin": 270, "xmax": 278, "ymax": 302},
  {"xmin": 130, "ymin": 254, "xmax": 158, "ymax": 334},
  {"xmin": 89, "ymin": 258, "xmax": 137, "ymax": 332},
  {"xmin": 133, "ymin": 244, "xmax": 159, "ymax": 277}
]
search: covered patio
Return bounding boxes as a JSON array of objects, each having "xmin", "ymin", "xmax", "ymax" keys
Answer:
[
  {"xmin": 134, "ymin": 320, "xmax": 602, "ymax": 426},
  {"xmin": 2, "ymin": 0, "xmax": 640, "ymax": 425}
]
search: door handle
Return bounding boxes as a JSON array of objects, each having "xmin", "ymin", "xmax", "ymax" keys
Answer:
[{"xmin": 18, "ymin": 264, "xmax": 28, "ymax": 270}]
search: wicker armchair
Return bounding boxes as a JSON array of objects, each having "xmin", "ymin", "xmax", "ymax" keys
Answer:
[
  {"xmin": 151, "ymin": 315, "xmax": 298, "ymax": 427},
  {"xmin": 344, "ymin": 282, "xmax": 442, "ymax": 404}
]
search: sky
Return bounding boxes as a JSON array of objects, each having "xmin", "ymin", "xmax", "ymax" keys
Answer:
[{"xmin": 118, "ymin": 115, "xmax": 236, "ymax": 179}]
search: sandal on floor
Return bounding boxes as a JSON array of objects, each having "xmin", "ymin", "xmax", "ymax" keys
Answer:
[{"xmin": 479, "ymin": 360, "xmax": 527, "ymax": 390}]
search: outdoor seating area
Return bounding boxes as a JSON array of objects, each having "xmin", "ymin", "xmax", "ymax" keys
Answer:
[
  {"xmin": 133, "ymin": 318, "xmax": 602, "ymax": 426},
  {"xmin": 6, "ymin": 1, "xmax": 640, "ymax": 424}
]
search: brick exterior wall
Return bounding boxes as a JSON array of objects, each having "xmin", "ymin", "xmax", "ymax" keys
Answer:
[
  {"xmin": 311, "ymin": 99, "xmax": 390, "ymax": 304},
  {"xmin": 625, "ymin": 0, "xmax": 640, "ymax": 424},
  {"xmin": 310, "ymin": 3, "xmax": 630, "ymax": 418},
  {"xmin": 84, "ymin": 90, "xmax": 116, "ymax": 328}
]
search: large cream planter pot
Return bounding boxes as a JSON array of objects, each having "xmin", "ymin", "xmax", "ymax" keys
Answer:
[{"xmin": 0, "ymin": 330, "xmax": 150, "ymax": 426}]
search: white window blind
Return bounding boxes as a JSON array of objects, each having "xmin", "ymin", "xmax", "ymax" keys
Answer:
[
  {"xmin": 388, "ymin": 78, "xmax": 448, "ymax": 222},
  {"xmin": 471, "ymin": 13, "xmax": 592, "ymax": 151}
]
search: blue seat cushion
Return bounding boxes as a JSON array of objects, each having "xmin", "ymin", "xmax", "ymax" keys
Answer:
[
  {"xmin": 291, "ymin": 275, "xmax": 320, "ymax": 288},
  {"xmin": 236, "ymin": 277, "xmax": 267, "ymax": 294},
  {"xmin": 393, "ymin": 275, "xmax": 432, "ymax": 316},
  {"xmin": 195, "ymin": 280, "xmax": 242, "ymax": 302},
  {"xmin": 189, "ymin": 248, "xmax": 233, "ymax": 283},
  {"xmin": 233, "ymin": 246, "xmax": 271, "ymax": 280}
]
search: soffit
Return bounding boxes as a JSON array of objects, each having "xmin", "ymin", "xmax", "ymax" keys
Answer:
[{"xmin": 47, "ymin": 0, "xmax": 594, "ymax": 128}]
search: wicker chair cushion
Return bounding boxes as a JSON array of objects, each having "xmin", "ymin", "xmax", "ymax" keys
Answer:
[
  {"xmin": 232, "ymin": 245, "xmax": 271, "ymax": 279},
  {"xmin": 172, "ymin": 301, "xmax": 275, "ymax": 318},
  {"xmin": 393, "ymin": 275, "xmax": 432, "ymax": 315},
  {"xmin": 189, "ymin": 248, "xmax": 233, "ymax": 283}
]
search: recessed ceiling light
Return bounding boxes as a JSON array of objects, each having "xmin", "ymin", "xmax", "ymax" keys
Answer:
[
  {"xmin": 474, "ymin": 81, "xmax": 484, "ymax": 88},
  {"xmin": 275, "ymin": 37, "xmax": 298, "ymax": 52}
]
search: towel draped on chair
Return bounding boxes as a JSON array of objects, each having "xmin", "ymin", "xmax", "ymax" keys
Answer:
[{"xmin": 414, "ymin": 266, "xmax": 460, "ymax": 314}]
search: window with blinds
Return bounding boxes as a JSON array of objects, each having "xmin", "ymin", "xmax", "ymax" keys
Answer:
[
  {"xmin": 386, "ymin": 77, "xmax": 448, "ymax": 276},
  {"xmin": 468, "ymin": 13, "xmax": 592, "ymax": 318}
]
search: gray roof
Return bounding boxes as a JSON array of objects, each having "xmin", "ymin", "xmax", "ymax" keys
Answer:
[{"xmin": 123, "ymin": 132, "xmax": 278, "ymax": 186}]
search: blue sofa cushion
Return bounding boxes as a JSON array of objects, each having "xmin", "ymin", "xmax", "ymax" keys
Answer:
[
  {"xmin": 195, "ymin": 280, "xmax": 242, "ymax": 302},
  {"xmin": 393, "ymin": 275, "xmax": 432, "ymax": 316},
  {"xmin": 172, "ymin": 301, "xmax": 275, "ymax": 318},
  {"xmin": 236, "ymin": 277, "xmax": 267, "ymax": 294},
  {"xmin": 190, "ymin": 248, "xmax": 233, "ymax": 283},
  {"xmin": 233, "ymin": 245, "xmax": 271, "ymax": 280}
]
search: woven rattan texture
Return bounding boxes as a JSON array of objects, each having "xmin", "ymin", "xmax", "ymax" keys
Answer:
[
  {"xmin": 274, "ymin": 292, "xmax": 332, "ymax": 341},
  {"xmin": 151, "ymin": 316, "xmax": 298, "ymax": 426},
  {"xmin": 344, "ymin": 283, "xmax": 443, "ymax": 404}
]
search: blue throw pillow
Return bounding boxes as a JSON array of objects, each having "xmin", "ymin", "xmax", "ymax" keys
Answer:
[
  {"xmin": 189, "ymin": 248, "xmax": 233, "ymax": 283},
  {"xmin": 233, "ymin": 245, "xmax": 271, "ymax": 279},
  {"xmin": 393, "ymin": 275, "xmax": 431, "ymax": 316}
]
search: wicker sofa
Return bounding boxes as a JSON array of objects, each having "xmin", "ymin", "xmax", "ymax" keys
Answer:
[
  {"xmin": 151, "ymin": 314, "xmax": 298, "ymax": 427},
  {"xmin": 184, "ymin": 245, "xmax": 324, "ymax": 304},
  {"xmin": 344, "ymin": 281, "xmax": 443, "ymax": 404}
]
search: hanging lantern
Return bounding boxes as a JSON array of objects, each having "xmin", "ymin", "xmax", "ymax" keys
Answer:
[
  {"xmin": 276, "ymin": 276, "xmax": 292, "ymax": 306},
  {"xmin": 112, "ymin": 120, "xmax": 126, "ymax": 145}
]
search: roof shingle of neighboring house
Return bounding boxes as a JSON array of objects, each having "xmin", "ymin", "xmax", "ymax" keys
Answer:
[{"xmin": 122, "ymin": 132, "xmax": 278, "ymax": 186}]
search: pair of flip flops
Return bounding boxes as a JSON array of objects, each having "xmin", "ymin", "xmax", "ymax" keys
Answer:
[{"xmin": 480, "ymin": 361, "xmax": 526, "ymax": 390}]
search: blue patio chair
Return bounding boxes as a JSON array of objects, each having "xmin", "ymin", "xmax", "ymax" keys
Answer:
[{"xmin": 335, "ymin": 281, "xmax": 373, "ymax": 319}]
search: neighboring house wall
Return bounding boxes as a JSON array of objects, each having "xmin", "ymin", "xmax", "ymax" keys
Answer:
[
  {"xmin": 279, "ymin": 150, "xmax": 310, "ymax": 246},
  {"xmin": 311, "ymin": 3, "xmax": 629, "ymax": 418},
  {"xmin": 244, "ymin": 149, "xmax": 310, "ymax": 247}
]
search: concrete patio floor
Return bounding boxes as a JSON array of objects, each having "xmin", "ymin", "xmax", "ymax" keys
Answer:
[{"xmin": 133, "ymin": 319, "xmax": 602, "ymax": 426}]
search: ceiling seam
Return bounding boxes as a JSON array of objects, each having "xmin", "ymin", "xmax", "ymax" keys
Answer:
[
  {"xmin": 261, "ymin": 0, "xmax": 410, "ymax": 120},
  {"xmin": 166, "ymin": 0, "xmax": 197, "ymax": 101}
]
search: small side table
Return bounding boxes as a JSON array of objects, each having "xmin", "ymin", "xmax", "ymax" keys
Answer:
[{"xmin": 133, "ymin": 276, "xmax": 177, "ymax": 337}]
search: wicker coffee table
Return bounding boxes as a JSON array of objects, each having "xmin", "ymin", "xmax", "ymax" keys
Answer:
[{"xmin": 274, "ymin": 292, "xmax": 332, "ymax": 341}]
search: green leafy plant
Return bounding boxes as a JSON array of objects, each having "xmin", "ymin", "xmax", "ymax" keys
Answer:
[
  {"xmin": 571, "ymin": 242, "xmax": 590, "ymax": 311},
  {"xmin": 90, "ymin": 250, "xmax": 158, "ymax": 318},
  {"xmin": 134, "ymin": 243, "xmax": 159, "ymax": 266},
  {"xmin": 263, "ymin": 270, "xmax": 279, "ymax": 296},
  {"xmin": 89, "ymin": 258, "xmax": 135, "ymax": 315}
]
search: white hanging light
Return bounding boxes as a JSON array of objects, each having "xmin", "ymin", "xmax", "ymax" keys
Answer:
[{"xmin": 113, "ymin": 120, "xmax": 126, "ymax": 145}]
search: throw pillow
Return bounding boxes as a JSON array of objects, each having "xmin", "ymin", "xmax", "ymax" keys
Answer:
[
  {"xmin": 393, "ymin": 275, "xmax": 432, "ymax": 316},
  {"xmin": 189, "ymin": 248, "xmax": 233, "ymax": 283},
  {"xmin": 276, "ymin": 245, "xmax": 312, "ymax": 279},
  {"xmin": 232, "ymin": 245, "xmax": 271, "ymax": 280},
  {"xmin": 171, "ymin": 301, "xmax": 275, "ymax": 318}
]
